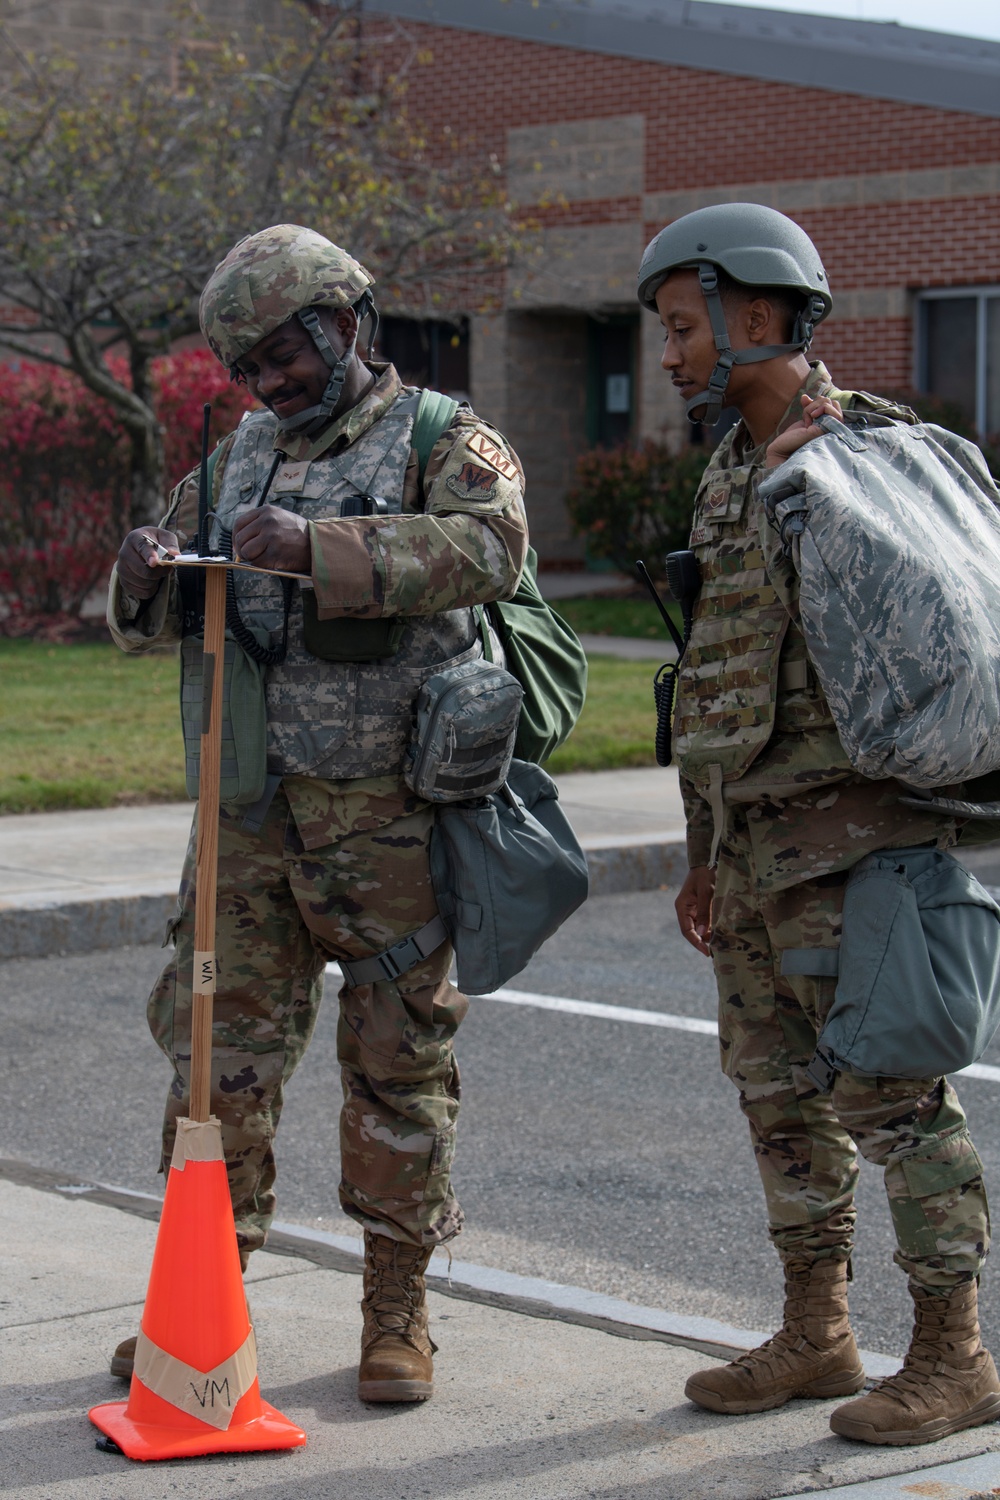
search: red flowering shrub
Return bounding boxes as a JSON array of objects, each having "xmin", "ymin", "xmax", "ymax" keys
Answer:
[
  {"xmin": 0, "ymin": 350, "xmax": 256, "ymax": 634},
  {"xmin": 154, "ymin": 347, "xmax": 257, "ymax": 486},
  {"xmin": 565, "ymin": 441, "xmax": 704, "ymax": 579},
  {"xmin": 0, "ymin": 361, "xmax": 132, "ymax": 635}
]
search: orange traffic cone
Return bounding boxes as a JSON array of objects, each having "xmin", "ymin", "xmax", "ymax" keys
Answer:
[
  {"xmin": 89, "ymin": 1117, "xmax": 306, "ymax": 1460},
  {"xmin": 91, "ymin": 489, "xmax": 308, "ymax": 1461}
]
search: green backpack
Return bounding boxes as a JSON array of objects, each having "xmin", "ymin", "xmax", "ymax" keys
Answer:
[{"xmin": 412, "ymin": 393, "xmax": 588, "ymax": 765}]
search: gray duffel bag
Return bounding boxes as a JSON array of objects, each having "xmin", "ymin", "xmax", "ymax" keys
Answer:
[
  {"xmin": 792, "ymin": 846, "xmax": 1000, "ymax": 1085},
  {"xmin": 429, "ymin": 759, "xmax": 589, "ymax": 996}
]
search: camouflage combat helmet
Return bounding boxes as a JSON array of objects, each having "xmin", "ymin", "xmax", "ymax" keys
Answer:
[
  {"xmin": 637, "ymin": 203, "xmax": 832, "ymax": 426},
  {"xmin": 199, "ymin": 224, "xmax": 377, "ymax": 437}
]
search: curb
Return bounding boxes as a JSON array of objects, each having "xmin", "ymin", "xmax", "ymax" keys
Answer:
[
  {"xmin": 0, "ymin": 1156, "xmax": 897, "ymax": 1375},
  {"xmin": 583, "ymin": 834, "xmax": 687, "ymax": 897},
  {"xmin": 0, "ymin": 840, "xmax": 686, "ymax": 961},
  {"xmin": 0, "ymin": 882, "xmax": 177, "ymax": 961}
]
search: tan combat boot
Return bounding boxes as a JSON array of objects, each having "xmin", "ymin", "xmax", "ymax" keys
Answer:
[
  {"xmin": 110, "ymin": 1335, "xmax": 138, "ymax": 1382},
  {"xmin": 830, "ymin": 1278, "xmax": 1000, "ymax": 1445},
  {"xmin": 109, "ymin": 1245, "xmax": 252, "ymax": 1381},
  {"xmin": 358, "ymin": 1231, "xmax": 437, "ymax": 1403},
  {"xmin": 685, "ymin": 1258, "xmax": 866, "ymax": 1415}
]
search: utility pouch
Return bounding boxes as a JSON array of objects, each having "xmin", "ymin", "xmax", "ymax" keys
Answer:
[
  {"xmin": 430, "ymin": 759, "xmax": 589, "ymax": 994},
  {"xmin": 795, "ymin": 845, "xmax": 1000, "ymax": 1084},
  {"xmin": 301, "ymin": 589, "xmax": 406, "ymax": 662},
  {"xmin": 405, "ymin": 658, "xmax": 523, "ymax": 804},
  {"xmin": 180, "ymin": 631, "xmax": 268, "ymax": 805}
]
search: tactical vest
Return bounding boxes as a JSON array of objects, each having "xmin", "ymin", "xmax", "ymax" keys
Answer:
[
  {"xmin": 198, "ymin": 395, "xmax": 480, "ymax": 780},
  {"xmin": 674, "ymin": 382, "xmax": 911, "ymax": 794}
]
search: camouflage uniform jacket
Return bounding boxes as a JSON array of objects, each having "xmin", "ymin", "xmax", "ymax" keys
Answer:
[
  {"xmin": 108, "ymin": 364, "xmax": 528, "ymax": 833},
  {"xmin": 679, "ymin": 362, "xmax": 958, "ymax": 888}
]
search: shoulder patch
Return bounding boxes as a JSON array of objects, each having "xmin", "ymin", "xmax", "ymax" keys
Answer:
[
  {"xmin": 445, "ymin": 462, "xmax": 498, "ymax": 503},
  {"xmin": 467, "ymin": 430, "xmax": 518, "ymax": 482}
]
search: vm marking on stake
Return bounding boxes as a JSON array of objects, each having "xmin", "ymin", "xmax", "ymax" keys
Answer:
[{"xmin": 194, "ymin": 951, "xmax": 216, "ymax": 995}]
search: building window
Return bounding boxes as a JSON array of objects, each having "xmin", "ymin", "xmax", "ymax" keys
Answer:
[
  {"xmin": 916, "ymin": 288, "xmax": 1000, "ymax": 437},
  {"xmin": 377, "ymin": 317, "xmax": 469, "ymax": 400}
]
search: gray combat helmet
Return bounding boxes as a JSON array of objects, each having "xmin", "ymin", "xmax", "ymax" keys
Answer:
[{"xmin": 637, "ymin": 203, "xmax": 833, "ymax": 426}]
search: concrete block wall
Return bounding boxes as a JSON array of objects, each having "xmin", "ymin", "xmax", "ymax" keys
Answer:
[
  {"xmin": 504, "ymin": 313, "xmax": 589, "ymax": 562},
  {"xmin": 507, "ymin": 115, "xmax": 645, "ymax": 207},
  {"xmin": 4, "ymin": 0, "xmax": 289, "ymax": 63}
]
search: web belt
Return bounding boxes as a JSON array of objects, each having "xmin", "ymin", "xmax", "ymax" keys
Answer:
[{"xmin": 338, "ymin": 915, "xmax": 449, "ymax": 990}]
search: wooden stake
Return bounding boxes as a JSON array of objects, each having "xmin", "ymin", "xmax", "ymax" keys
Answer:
[{"xmin": 190, "ymin": 564, "xmax": 227, "ymax": 1123}]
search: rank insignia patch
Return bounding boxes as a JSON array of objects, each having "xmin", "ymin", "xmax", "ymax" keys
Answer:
[
  {"xmin": 467, "ymin": 431, "xmax": 518, "ymax": 481},
  {"xmin": 445, "ymin": 462, "xmax": 499, "ymax": 502}
]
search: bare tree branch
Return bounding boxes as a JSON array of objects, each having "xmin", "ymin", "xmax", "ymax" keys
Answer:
[
  {"xmin": 0, "ymin": 0, "xmax": 523, "ymax": 524},
  {"xmin": 0, "ymin": 331, "xmax": 72, "ymax": 367}
]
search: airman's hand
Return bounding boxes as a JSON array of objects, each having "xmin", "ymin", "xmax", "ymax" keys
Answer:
[
  {"xmin": 675, "ymin": 864, "xmax": 716, "ymax": 957},
  {"xmin": 764, "ymin": 394, "xmax": 843, "ymax": 469},
  {"xmin": 117, "ymin": 528, "xmax": 179, "ymax": 599},
  {"xmin": 233, "ymin": 505, "xmax": 311, "ymax": 575}
]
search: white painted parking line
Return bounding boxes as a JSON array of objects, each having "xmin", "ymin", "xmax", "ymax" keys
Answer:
[
  {"xmin": 957, "ymin": 1060, "xmax": 1000, "ymax": 1083},
  {"xmin": 482, "ymin": 985, "xmax": 718, "ymax": 1034},
  {"xmin": 325, "ymin": 964, "xmax": 1000, "ymax": 1084}
]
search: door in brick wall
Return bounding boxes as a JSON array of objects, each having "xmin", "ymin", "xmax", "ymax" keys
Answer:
[
  {"xmin": 378, "ymin": 316, "xmax": 470, "ymax": 402},
  {"xmin": 587, "ymin": 315, "xmax": 638, "ymax": 448}
]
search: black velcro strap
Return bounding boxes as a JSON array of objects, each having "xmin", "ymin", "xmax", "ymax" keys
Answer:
[{"xmin": 338, "ymin": 915, "xmax": 449, "ymax": 989}]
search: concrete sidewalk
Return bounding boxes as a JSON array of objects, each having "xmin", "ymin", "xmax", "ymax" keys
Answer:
[
  {"xmin": 3, "ymin": 1161, "xmax": 999, "ymax": 1499},
  {"xmin": 0, "ymin": 765, "xmax": 689, "ymax": 960}
]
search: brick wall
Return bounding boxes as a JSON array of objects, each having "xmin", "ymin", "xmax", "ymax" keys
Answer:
[
  {"xmin": 370, "ymin": 18, "xmax": 1000, "ymax": 178},
  {"xmin": 366, "ymin": 10, "xmax": 1000, "ymax": 557}
]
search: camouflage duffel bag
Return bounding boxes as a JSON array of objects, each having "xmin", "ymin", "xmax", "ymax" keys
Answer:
[{"xmin": 759, "ymin": 416, "xmax": 1000, "ymax": 789}]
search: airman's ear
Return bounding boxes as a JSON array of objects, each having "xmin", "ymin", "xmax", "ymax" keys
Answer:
[
  {"xmin": 318, "ymin": 304, "xmax": 360, "ymax": 350},
  {"xmin": 746, "ymin": 297, "xmax": 775, "ymax": 344}
]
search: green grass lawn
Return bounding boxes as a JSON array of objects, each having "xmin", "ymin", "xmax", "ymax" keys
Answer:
[
  {"xmin": 552, "ymin": 593, "xmax": 681, "ymax": 640},
  {"xmin": 0, "ymin": 640, "xmax": 186, "ymax": 814},
  {"xmin": 546, "ymin": 654, "xmax": 657, "ymax": 775},
  {"xmin": 0, "ymin": 636, "xmax": 659, "ymax": 814}
]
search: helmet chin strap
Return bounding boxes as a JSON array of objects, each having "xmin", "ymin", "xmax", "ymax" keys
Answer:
[
  {"xmin": 686, "ymin": 264, "xmax": 826, "ymax": 428},
  {"xmin": 275, "ymin": 295, "xmax": 376, "ymax": 439}
]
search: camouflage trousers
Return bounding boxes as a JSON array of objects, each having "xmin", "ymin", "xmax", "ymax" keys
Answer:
[
  {"xmin": 147, "ymin": 783, "xmax": 467, "ymax": 1255},
  {"xmin": 712, "ymin": 806, "xmax": 990, "ymax": 1289}
]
